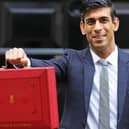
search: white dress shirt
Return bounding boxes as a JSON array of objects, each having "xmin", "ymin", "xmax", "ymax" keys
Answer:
[{"xmin": 86, "ymin": 46, "xmax": 118, "ymax": 129}]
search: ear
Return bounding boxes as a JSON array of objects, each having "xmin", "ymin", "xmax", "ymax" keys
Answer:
[
  {"xmin": 113, "ymin": 17, "xmax": 120, "ymax": 32},
  {"xmin": 80, "ymin": 21, "xmax": 86, "ymax": 35}
]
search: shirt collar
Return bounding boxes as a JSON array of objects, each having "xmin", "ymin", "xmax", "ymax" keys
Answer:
[{"xmin": 90, "ymin": 46, "xmax": 118, "ymax": 66}]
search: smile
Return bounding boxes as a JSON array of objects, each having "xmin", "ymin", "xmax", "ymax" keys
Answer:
[{"xmin": 92, "ymin": 34, "xmax": 106, "ymax": 40}]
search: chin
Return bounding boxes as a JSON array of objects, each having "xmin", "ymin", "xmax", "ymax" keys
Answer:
[{"xmin": 95, "ymin": 45, "xmax": 107, "ymax": 52}]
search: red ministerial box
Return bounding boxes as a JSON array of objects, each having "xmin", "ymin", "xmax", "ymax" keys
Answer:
[{"xmin": 0, "ymin": 67, "xmax": 59, "ymax": 129}]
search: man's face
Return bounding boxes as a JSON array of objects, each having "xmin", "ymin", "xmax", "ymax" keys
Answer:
[{"xmin": 80, "ymin": 7, "xmax": 119, "ymax": 56}]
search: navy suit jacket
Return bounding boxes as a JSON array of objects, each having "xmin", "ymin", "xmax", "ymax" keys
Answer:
[{"xmin": 30, "ymin": 48, "xmax": 129, "ymax": 129}]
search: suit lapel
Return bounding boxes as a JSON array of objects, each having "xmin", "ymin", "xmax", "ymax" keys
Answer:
[
  {"xmin": 118, "ymin": 49, "xmax": 129, "ymax": 121},
  {"xmin": 80, "ymin": 48, "xmax": 95, "ymax": 114},
  {"xmin": 80, "ymin": 48, "xmax": 129, "ymax": 123}
]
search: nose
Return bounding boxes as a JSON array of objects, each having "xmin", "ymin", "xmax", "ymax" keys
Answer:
[{"xmin": 94, "ymin": 21, "xmax": 102, "ymax": 32}]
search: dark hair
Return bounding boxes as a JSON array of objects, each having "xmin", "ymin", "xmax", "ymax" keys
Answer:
[{"xmin": 80, "ymin": 0, "xmax": 117, "ymax": 21}]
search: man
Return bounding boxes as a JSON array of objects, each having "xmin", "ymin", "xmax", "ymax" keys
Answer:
[{"xmin": 5, "ymin": 0, "xmax": 129, "ymax": 129}]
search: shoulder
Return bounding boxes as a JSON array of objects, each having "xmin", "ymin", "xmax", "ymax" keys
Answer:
[
  {"xmin": 63, "ymin": 48, "xmax": 88, "ymax": 56},
  {"xmin": 119, "ymin": 48, "xmax": 129, "ymax": 57},
  {"xmin": 62, "ymin": 48, "xmax": 90, "ymax": 63},
  {"xmin": 118, "ymin": 48, "xmax": 129, "ymax": 63}
]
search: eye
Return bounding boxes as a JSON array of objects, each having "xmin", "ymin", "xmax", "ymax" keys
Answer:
[
  {"xmin": 99, "ymin": 17, "xmax": 110, "ymax": 23},
  {"xmin": 85, "ymin": 18, "xmax": 96, "ymax": 25}
]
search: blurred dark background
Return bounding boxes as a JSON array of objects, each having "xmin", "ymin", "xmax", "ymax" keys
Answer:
[
  {"xmin": 0, "ymin": 0, "xmax": 129, "ymax": 120},
  {"xmin": 0, "ymin": 0, "xmax": 129, "ymax": 51}
]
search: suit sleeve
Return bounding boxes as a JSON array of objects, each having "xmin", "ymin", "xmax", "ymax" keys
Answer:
[{"xmin": 30, "ymin": 49, "xmax": 71, "ymax": 77}]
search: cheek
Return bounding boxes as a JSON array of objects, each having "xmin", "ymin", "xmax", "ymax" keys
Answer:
[
  {"xmin": 85, "ymin": 30, "xmax": 92, "ymax": 40},
  {"xmin": 85, "ymin": 34, "xmax": 93, "ymax": 44},
  {"xmin": 85, "ymin": 25, "xmax": 95, "ymax": 35},
  {"xmin": 84, "ymin": 27, "xmax": 91, "ymax": 36}
]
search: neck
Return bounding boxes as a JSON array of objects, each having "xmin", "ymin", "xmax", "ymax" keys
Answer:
[{"xmin": 92, "ymin": 45, "xmax": 116, "ymax": 59}]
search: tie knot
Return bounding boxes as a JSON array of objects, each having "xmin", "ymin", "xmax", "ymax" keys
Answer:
[{"xmin": 98, "ymin": 59, "xmax": 109, "ymax": 66}]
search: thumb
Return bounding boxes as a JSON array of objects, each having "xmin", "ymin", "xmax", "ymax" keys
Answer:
[{"xmin": 20, "ymin": 57, "xmax": 30, "ymax": 67}]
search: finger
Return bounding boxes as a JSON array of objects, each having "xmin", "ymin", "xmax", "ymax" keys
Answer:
[
  {"xmin": 17, "ymin": 48, "xmax": 27, "ymax": 59},
  {"xmin": 17, "ymin": 48, "xmax": 29, "ymax": 66},
  {"xmin": 5, "ymin": 48, "xmax": 22, "ymax": 64},
  {"xmin": 6, "ymin": 48, "xmax": 18, "ymax": 59},
  {"xmin": 11, "ymin": 48, "xmax": 19, "ymax": 59},
  {"xmin": 20, "ymin": 58, "xmax": 28, "ymax": 66}
]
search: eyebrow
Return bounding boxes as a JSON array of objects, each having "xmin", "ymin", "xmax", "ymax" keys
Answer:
[
  {"xmin": 85, "ymin": 16, "xmax": 110, "ymax": 21},
  {"xmin": 84, "ymin": 16, "xmax": 110, "ymax": 24}
]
